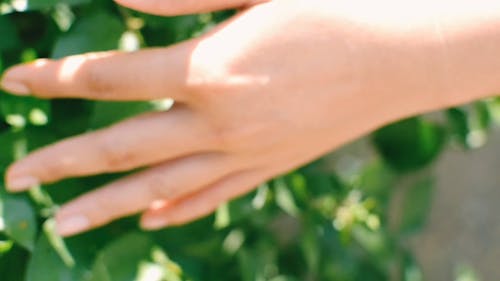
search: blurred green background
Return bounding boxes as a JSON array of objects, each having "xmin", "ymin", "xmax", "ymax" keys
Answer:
[{"xmin": 0, "ymin": 1, "xmax": 498, "ymax": 280}]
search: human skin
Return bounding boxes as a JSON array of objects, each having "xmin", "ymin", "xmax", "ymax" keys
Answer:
[{"xmin": 1, "ymin": 0, "xmax": 500, "ymax": 237}]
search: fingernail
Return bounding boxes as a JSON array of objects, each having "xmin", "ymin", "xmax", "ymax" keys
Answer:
[
  {"xmin": 56, "ymin": 215, "xmax": 90, "ymax": 237},
  {"xmin": 0, "ymin": 79, "xmax": 30, "ymax": 95},
  {"xmin": 141, "ymin": 217, "xmax": 169, "ymax": 230},
  {"xmin": 1, "ymin": 65, "xmax": 32, "ymax": 95},
  {"xmin": 6, "ymin": 175, "xmax": 39, "ymax": 191}
]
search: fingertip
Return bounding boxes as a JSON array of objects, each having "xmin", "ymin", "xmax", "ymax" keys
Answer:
[
  {"xmin": 140, "ymin": 212, "xmax": 170, "ymax": 230},
  {"xmin": 1, "ymin": 80, "xmax": 31, "ymax": 96},
  {"xmin": 5, "ymin": 175, "xmax": 39, "ymax": 192},
  {"xmin": 1, "ymin": 59, "xmax": 50, "ymax": 96},
  {"xmin": 1, "ymin": 65, "xmax": 32, "ymax": 96},
  {"xmin": 55, "ymin": 213, "xmax": 91, "ymax": 237},
  {"xmin": 4, "ymin": 165, "xmax": 39, "ymax": 192}
]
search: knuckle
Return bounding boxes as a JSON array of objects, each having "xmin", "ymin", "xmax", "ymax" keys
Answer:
[
  {"xmin": 34, "ymin": 150, "xmax": 81, "ymax": 181},
  {"xmin": 81, "ymin": 64, "xmax": 115, "ymax": 97},
  {"xmin": 38, "ymin": 160, "xmax": 64, "ymax": 182},
  {"xmin": 145, "ymin": 173, "xmax": 173, "ymax": 200},
  {"xmin": 208, "ymin": 122, "xmax": 268, "ymax": 152},
  {"xmin": 208, "ymin": 126, "xmax": 233, "ymax": 149},
  {"xmin": 92, "ymin": 195, "xmax": 123, "ymax": 223},
  {"xmin": 207, "ymin": 124, "xmax": 244, "ymax": 150},
  {"xmin": 96, "ymin": 135, "xmax": 137, "ymax": 170},
  {"xmin": 185, "ymin": 52, "xmax": 234, "ymax": 100}
]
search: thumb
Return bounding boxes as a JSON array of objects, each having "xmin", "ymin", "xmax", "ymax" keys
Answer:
[{"xmin": 115, "ymin": 0, "xmax": 263, "ymax": 16}]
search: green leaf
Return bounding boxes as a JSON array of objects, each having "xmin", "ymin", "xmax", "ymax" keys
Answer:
[
  {"xmin": 358, "ymin": 160, "xmax": 395, "ymax": 201},
  {"xmin": 474, "ymin": 101, "xmax": 492, "ymax": 131},
  {"xmin": 402, "ymin": 252, "xmax": 424, "ymax": 281},
  {"xmin": 52, "ymin": 12, "xmax": 124, "ymax": 58},
  {"xmin": 215, "ymin": 192, "xmax": 258, "ymax": 229},
  {"xmin": 25, "ymin": 233, "xmax": 88, "ymax": 281},
  {"xmin": 49, "ymin": 99, "xmax": 93, "ymax": 137},
  {"xmin": 373, "ymin": 117, "xmax": 446, "ymax": 172},
  {"xmin": 399, "ymin": 177, "xmax": 435, "ymax": 235},
  {"xmin": 90, "ymin": 101, "xmax": 160, "ymax": 129},
  {"xmin": 0, "ymin": 190, "xmax": 37, "ymax": 251},
  {"xmin": 140, "ymin": 15, "xmax": 203, "ymax": 46},
  {"xmin": 0, "ymin": 131, "xmax": 18, "ymax": 171},
  {"xmin": 0, "ymin": 244, "xmax": 29, "ymax": 281},
  {"xmin": 274, "ymin": 177, "xmax": 300, "ymax": 217},
  {"xmin": 300, "ymin": 222, "xmax": 320, "ymax": 275},
  {"xmin": 237, "ymin": 242, "xmax": 278, "ymax": 281},
  {"xmin": 0, "ymin": 240, "xmax": 14, "ymax": 255},
  {"xmin": 20, "ymin": 0, "xmax": 91, "ymax": 11},
  {"xmin": 43, "ymin": 219, "xmax": 75, "ymax": 267},
  {"xmin": 89, "ymin": 232, "xmax": 154, "ymax": 281},
  {"xmin": 0, "ymin": 15, "xmax": 21, "ymax": 51},
  {"xmin": 446, "ymin": 108, "xmax": 470, "ymax": 148}
]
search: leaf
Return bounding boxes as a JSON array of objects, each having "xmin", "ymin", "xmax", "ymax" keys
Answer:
[
  {"xmin": 268, "ymin": 277, "xmax": 299, "ymax": 281},
  {"xmin": 399, "ymin": 177, "xmax": 435, "ymax": 235},
  {"xmin": 20, "ymin": 0, "xmax": 91, "ymax": 11},
  {"xmin": 474, "ymin": 101, "xmax": 492, "ymax": 131},
  {"xmin": 0, "ymin": 244, "xmax": 29, "ymax": 281},
  {"xmin": 402, "ymin": 252, "xmax": 424, "ymax": 281},
  {"xmin": 0, "ymin": 240, "xmax": 14, "ymax": 255},
  {"xmin": 215, "ymin": 192, "xmax": 258, "ymax": 229},
  {"xmin": 0, "ymin": 190, "xmax": 37, "ymax": 251},
  {"xmin": 0, "ymin": 131, "xmax": 18, "ymax": 171},
  {"xmin": 90, "ymin": 101, "xmax": 159, "ymax": 129},
  {"xmin": 351, "ymin": 225, "xmax": 394, "ymax": 272},
  {"xmin": 300, "ymin": 222, "xmax": 320, "ymax": 275},
  {"xmin": 43, "ymin": 219, "xmax": 75, "ymax": 267},
  {"xmin": 237, "ymin": 242, "xmax": 278, "ymax": 281},
  {"xmin": 89, "ymin": 232, "xmax": 154, "ymax": 281},
  {"xmin": 358, "ymin": 160, "xmax": 395, "ymax": 201},
  {"xmin": 446, "ymin": 108, "xmax": 470, "ymax": 148},
  {"xmin": 49, "ymin": 99, "xmax": 93, "ymax": 137},
  {"xmin": 274, "ymin": 177, "xmax": 300, "ymax": 217},
  {"xmin": 373, "ymin": 117, "xmax": 446, "ymax": 172},
  {"xmin": 52, "ymin": 12, "xmax": 124, "ymax": 58},
  {"xmin": 0, "ymin": 15, "xmax": 21, "ymax": 51},
  {"xmin": 25, "ymin": 233, "xmax": 88, "ymax": 281},
  {"xmin": 140, "ymin": 15, "xmax": 202, "ymax": 46}
]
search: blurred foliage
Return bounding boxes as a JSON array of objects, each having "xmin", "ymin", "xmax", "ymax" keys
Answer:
[{"xmin": 0, "ymin": 1, "xmax": 497, "ymax": 280}]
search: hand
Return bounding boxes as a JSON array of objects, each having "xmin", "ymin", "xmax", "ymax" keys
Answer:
[{"xmin": 2, "ymin": 0, "xmax": 497, "ymax": 237}]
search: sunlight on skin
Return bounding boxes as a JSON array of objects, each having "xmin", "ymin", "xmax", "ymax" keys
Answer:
[
  {"xmin": 57, "ymin": 53, "xmax": 115, "ymax": 83},
  {"xmin": 150, "ymin": 200, "xmax": 170, "ymax": 211},
  {"xmin": 58, "ymin": 57, "xmax": 87, "ymax": 83},
  {"xmin": 185, "ymin": 7, "xmax": 275, "ymax": 91}
]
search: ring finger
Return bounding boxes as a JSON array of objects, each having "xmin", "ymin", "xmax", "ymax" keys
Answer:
[{"xmin": 55, "ymin": 152, "xmax": 239, "ymax": 236}]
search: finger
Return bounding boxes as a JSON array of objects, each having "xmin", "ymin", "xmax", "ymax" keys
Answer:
[
  {"xmin": 140, "ymin": 169, "xmax": 265, "ymax": 230},
  {"xmin": 6, "ymin": 107, "xmax": 217, "ymax": 191},
  {"xmin": 115, "ymin": 0, "xmax": 262, "ymax": 16},
  {"xmin": 55, "ymin": 152, "xmax": 234, "ymax": 237},
  {"xmin": 0, "ymin": 46, "xmax": 193, "ymax": 101}
]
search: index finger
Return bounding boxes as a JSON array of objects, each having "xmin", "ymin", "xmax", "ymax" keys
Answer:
[{"xmin": 0, "ymin": 43, "xmax": 194, "ymax": 102}]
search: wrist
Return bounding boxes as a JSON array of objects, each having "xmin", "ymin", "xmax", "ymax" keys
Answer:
[
  {"xmin": 357, "ymin": 0, "xmax": 500, "ymax": 121},
  {"xmin": 435, "ymin": 1, "xmax": 500, "ymax": 108}
]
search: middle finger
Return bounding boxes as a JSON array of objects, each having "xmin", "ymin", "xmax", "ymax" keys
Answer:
[{"xmin": 6, "ymin": 106, "xmax": 219, "ymax": 191}]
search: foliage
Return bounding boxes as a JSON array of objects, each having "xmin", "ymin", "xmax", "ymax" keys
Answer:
[{"xmin": 0, "ymin": 1, "xmax": 497, "ymax": 280}]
